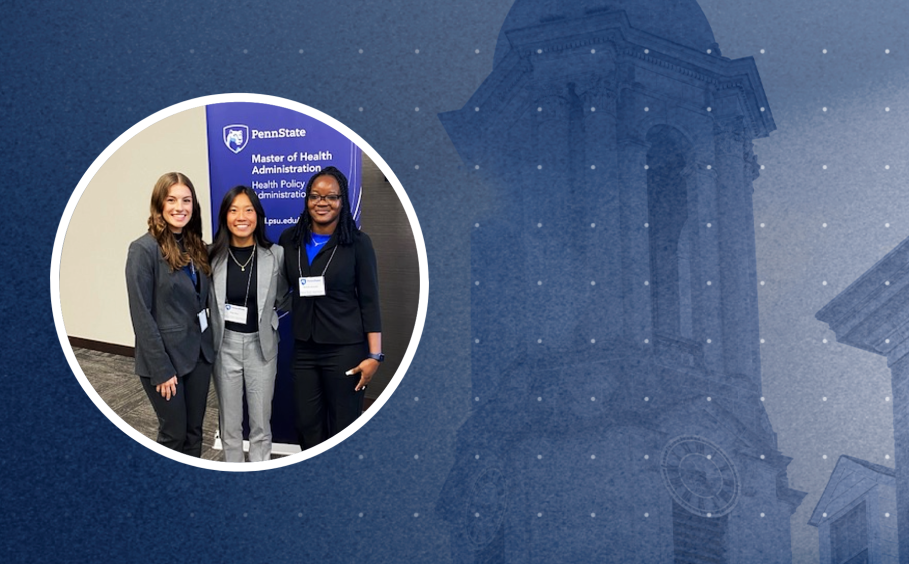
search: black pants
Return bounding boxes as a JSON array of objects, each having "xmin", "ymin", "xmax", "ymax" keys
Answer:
[
  {"xmin": 140, "ymin": 357, "xmax": 211, "ymax": 457},
  {"xmin": 292, "ymin": 340, "xmax": 367, "ymax": 449}
]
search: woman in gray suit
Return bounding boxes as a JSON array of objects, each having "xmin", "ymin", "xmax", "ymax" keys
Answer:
[
  {"xmin": 209, "ymin": 186, "xmax": 288, "ymax": 463},
  {"xmin": 126, "ymin": 172, "xmax": 213, "ymax": 457}
]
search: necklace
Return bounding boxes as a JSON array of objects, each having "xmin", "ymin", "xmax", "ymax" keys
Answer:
[{"xmin": 228, "ymin": 245, "xmax": 256, "ymax": 272}]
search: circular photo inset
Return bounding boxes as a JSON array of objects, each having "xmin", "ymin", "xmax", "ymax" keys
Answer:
[{"xmin": 50, "ymin": 94, "xmax": 428, "ymax": 471}]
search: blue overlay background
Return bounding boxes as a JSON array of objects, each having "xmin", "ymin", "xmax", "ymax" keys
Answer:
[{"xmin": 3, "ymin": 1, "xmax": 909, "ymax": 562}]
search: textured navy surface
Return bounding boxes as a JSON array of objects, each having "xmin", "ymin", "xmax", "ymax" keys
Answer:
[{"xmin": 4, "ymin": 0, "xmax": 909, "ymax": 562}]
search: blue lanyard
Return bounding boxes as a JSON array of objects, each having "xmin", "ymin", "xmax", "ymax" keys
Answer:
[{"xmin": 182, "ymin": 260, "xmax": 197, "ymax": 287}]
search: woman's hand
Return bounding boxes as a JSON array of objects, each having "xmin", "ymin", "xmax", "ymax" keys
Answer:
[
  {"xmin": 348, "ymin": 359, "xmax": 379, "ymax": 392},
  {"xmin": 156, "ymin": 376, "xmax": 178, "ymax": 401}
]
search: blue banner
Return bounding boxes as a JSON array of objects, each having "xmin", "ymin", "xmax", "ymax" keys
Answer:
[{"xmin": 205, "ymin": 102, "xmax": 363, "ymax": 449}]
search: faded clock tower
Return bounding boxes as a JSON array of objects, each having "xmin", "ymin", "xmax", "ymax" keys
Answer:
[{"xmin": 437, "ymin": 0, "xmax": 805, "ymax": 562}]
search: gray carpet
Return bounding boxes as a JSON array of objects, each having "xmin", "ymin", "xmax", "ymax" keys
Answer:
[{"xmin": 73, "ymin": 347, "xmax": 224, "ymax": 461}]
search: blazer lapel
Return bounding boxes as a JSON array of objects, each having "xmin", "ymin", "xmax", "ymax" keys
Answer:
[
  {"xmin": 163, "ymin": 251, "xmax": 200, "ymax": 303},
  {"xmin": 256, "ymin": 245, "xmax": 272, "ymax": 321},
  {"xmin": 297, "ymin": 243, "xmax": 313, "ymax": 277},
  {"xmin": 198, "ymin": 260, "xmax": 210, "ymax": 303},
  {"xmin": 310, "ymin": 232, "xmax": 339, "ymax": 273},
  {"xmin": 214, "ymin": 255, "xmax": 227, "ymax": 309}
]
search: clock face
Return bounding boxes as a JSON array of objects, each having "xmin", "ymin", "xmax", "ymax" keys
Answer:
[
  {"xmin": 660, "ymin": 435, "xmax": 740, "ymax": 517},
  {"xmin": 467, "ymin": 468, "xmax": 507, "ymax": 547}
]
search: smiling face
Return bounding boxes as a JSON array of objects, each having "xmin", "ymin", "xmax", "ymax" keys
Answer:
[
  {"xmin": 227, "ymin": 192, "xmax": 257, "ymax": 247},
  {"xmin": 162, "ymin": 183, "xmax": 193, "ymax": 233},
  {"xmin": 307, "ymin": 175, "xmax": 342, "ymax": 234}
]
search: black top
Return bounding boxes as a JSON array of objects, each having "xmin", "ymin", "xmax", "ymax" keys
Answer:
[
  {"xmin": 225, "ymin": 245, "xmax": 258, "ymax": 333},
  {"xmin": 278, "ymin": 227, "xmax": 381, "ymax": 344}
]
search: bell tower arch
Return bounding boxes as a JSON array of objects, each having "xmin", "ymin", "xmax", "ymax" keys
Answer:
[{"xmin": 438, "ymin": 1, "xmax": 805, "ymax": 561}]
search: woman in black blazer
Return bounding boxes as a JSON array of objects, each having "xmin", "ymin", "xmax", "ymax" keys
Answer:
[
  {"xmin": 125, "ymin": 172, "xmax": 213, "ymax": 457},
  {"xmin": 279, "ymin": 166, "xmax": 382, "ymax": 449}
]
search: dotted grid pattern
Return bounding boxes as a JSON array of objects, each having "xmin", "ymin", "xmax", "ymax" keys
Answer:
[{"xmin": 2, "ymin": 0, "xmax": 909, "ymax": 562}]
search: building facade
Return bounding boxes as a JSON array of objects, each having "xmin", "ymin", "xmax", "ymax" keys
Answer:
[
  {"xmin": 436, "ymin": 0, "xmax": 805, "ymax": 561},
  {"xmin": 817, "ymin": 236, "xmax": 909, "ymax": 563},
  {"xmin": 809, "ymin": 456, "xmax": 898, "ymax": 564}
]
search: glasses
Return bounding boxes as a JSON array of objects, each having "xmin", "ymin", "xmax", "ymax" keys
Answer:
[{"xmin": 307, "ymin": 193, "xmax": 341, "ymax": 204}]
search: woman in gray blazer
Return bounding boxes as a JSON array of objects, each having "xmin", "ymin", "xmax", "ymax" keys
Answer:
[
  {"xmin": 209, "ymin": 186, "xmax": 288, "ymax": 463},
  {"xmin": 125, "ymin": 172, "xmax": 214, "ymax": 457}
]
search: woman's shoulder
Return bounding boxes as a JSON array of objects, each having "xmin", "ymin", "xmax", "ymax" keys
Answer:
[
  {"xmin": 351, "ymin": 229, "xmax": 374, "ymax": 248},
  {"xmin": 126, "ymin": 233, "xmax": 160, "ymax": 277},
  {"xmin": 267, "ymin": 242, "xmax": 285, "ymax": 260},
  {"xmin": 207, "ymin": 243, "xmax": 226, "ymax": 269},
  {"xmin": 130, "ymin": 231, "xmax": 155, "ymax": 245},
  {"xmin": 257, "ymin": 241, "xmax": 284, "ymax": 261},
  {"xmin": 278, "ymin": 225, "xmax": 298, "ymax": 246},
  {"xmin": 129, "ymin": 232, "xmax": 159, "ymax": 254}
]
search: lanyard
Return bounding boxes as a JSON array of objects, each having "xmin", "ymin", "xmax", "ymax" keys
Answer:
[
  {"xmin": 230, "ymin": 252, "xmax": 255, "ymax": 309},
  {"xmin": 184, "ymin": 259, "xmax": 199, "ymax": 297},
  {"xmin": 298, "ymin": 243, "xmax": 337, "ymax": 279},
  {"xmin": 182, "ymin": 259, "xmax": 203, "ymax": 311},
  {"xmin": 177, "ymin": 235, "xmax": 196, "ymax": 286},
  {"xmin": 228, "ymin": 246, "xmax": 256, "ymax": 308},
  {"xmin": 177, "ymin": 237, "xmax": 202, "ymax": 309},
  {"xmin": 183, "ymin": 259, "xmax": 196, "ymax": 284}
]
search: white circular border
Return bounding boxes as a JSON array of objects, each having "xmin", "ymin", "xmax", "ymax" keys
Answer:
[{"xmin": 49, "ymin": 93, "xmax": 430, "ymax": 472}]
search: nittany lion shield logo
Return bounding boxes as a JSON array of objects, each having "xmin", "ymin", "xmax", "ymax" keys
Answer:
[{"xmin": 223, "ymin": 124, "xmax": 249, "ymax": 154}]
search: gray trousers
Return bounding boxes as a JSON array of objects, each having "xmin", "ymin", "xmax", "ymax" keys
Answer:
[{"xmin": 213, "ymin": 329, "xmax": 277, "ymax": 462}]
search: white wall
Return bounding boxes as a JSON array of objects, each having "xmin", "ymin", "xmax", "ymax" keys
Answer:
[{"xmin": 59, "ymin": 106, "xmax": 212, "ymax": 347}]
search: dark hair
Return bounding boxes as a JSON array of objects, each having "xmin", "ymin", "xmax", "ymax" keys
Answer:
[
  {"xmin": 147, "ymin": 172, "xmax": 211, "ymax": 275},
  {"xmin": 210, "ymin": 186, "xmax": 273, "ymax": 261},
  {"xmin": 289, "ymin": 166, "xmax": 359, "ymax": 248}
]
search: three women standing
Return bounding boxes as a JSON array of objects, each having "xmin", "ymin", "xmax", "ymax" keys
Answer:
[
  {"xmin": 280, "ymin": 166, "xmax": 383, "ymax": 449},
  {"xmin": 208, "ymin": 187, "xmax": 287, "ymax": 462},
  {"xmin": 127, "ymin": 166, "xmax": 381, "ymax": 459},
  {"xmin": 126, "ymin": 172, "xmax": 213, "ymax": 457}
]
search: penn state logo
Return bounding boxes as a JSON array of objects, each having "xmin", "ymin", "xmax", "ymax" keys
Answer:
[{"xmin": 223, "ymin": 124, "xmax": 249, "ymax": 154}]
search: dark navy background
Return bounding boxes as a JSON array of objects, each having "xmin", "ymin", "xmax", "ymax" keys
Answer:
[{"xmin": 3, "ymin": 1, "xmax": 909, "ymax": 562}]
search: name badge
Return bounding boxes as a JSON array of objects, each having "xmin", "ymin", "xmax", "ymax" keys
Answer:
[
  {"xmin": 299, "ymin": 276, "xmax": 326, "ymax": 297},
  {"xmin": 198, "ymin": 309, "xmax": 209, "ymax": 333},
  {"xmin": 224, "ymin": 304, "xmax": 248, "ymax": 324}
]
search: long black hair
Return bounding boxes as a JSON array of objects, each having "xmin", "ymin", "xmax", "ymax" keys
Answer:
[
  {"xmin": 210, "ymin": 185, "xmax": 273, "ymax": 261},
  {"xmin": 289, "ymin": 166, "xmax": 359, "ymax": 248}
]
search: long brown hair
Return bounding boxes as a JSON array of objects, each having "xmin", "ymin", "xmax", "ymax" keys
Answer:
[{"xmin": 147, "ymin": 172, "xmax": 211, "ymax": 275}]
